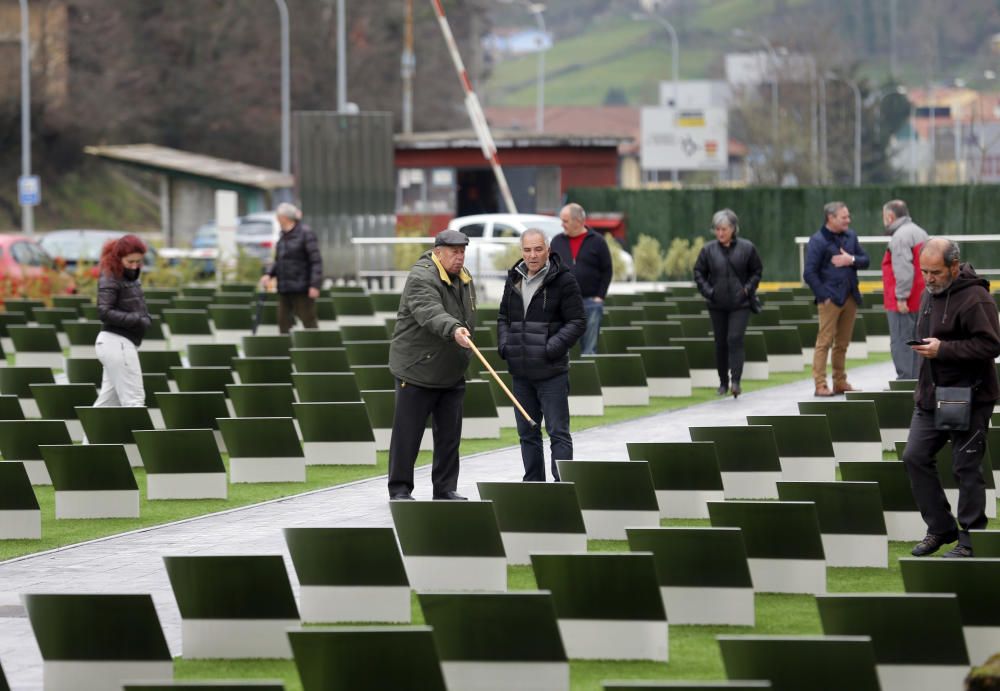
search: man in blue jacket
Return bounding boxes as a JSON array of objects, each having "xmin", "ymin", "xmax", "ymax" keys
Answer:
[{"xmin": 803, "ymin": 201, "xmax": 870, "ymax": 396}]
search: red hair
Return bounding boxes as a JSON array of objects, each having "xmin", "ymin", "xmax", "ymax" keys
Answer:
[{"xmin": 99, "ymin": 234, "xmax": 148, "ymax": 278}]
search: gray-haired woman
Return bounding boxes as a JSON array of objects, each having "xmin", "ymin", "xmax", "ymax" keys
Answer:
[{"xmin": 693, "ymin": 209, "xmax": 764, "ymax": 398}]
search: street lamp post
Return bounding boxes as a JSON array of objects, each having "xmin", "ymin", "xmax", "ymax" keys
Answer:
[
  {"xmin": 19, "ymin": 0, "xmax": 33, "ymax": 235},
  {"xmin": 274, "ymin": 0, "xmax": 291, "ymax": 174},
  {"xmin": 825, "ymin": 73, "xmax": 862, "ymax": 186},
  {"xmin": 643, "ymin": 11, "xmax": 680, "ymax": 183},
  {"xmin": 528, "ymin": 4, "xmax": 547, "ymax": 133},
  {"xmin": 337, "ymin": 0, "xmax": 347, "ymax": 112}
]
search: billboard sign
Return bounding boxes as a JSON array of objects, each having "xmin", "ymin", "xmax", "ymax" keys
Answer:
[{"xmin": 640, "ymin": 106, "xmax": 728, "ymax": 171}]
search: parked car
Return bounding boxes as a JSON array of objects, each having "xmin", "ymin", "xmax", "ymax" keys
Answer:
[
  {"xmin": 446, "ymin": 213, "xmax": 635, "ymax": 279},
  {"xmin": 39, "ymin": 230, "xmax": 157, "ymax": 273},
  {"xmin": 192, "ymin": 212, "xmax": 279, "ymax": 262},
  {"xmin": 0, "ymin": 234, "xmax": 76, "ymax": 295}
]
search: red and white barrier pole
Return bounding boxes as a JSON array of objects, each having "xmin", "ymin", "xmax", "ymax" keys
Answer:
[{"xmin": 429, "ymin": 0, "xmax": 518, "ymax": 214}]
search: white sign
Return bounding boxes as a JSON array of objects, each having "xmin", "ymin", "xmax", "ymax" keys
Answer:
[
  {"xmin": 658, "ymin": 80, "xmax": 731, "ymax": 109},
  {"xmin": 18, "ymin": 176, "xmax": 40, "ymax": 206},
  {"xmin": 640, "ymin": 106, "xmax": 728, "ymax": 171}
]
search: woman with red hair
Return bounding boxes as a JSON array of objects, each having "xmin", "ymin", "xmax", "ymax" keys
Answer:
[{"xmin": 94, "ymin": 234, "xmax": 151, "ymax": 407}]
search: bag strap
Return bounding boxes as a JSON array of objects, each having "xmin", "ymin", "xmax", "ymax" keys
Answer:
[{"xmin": 723, "ymin": 249, "xmax": 752, "ymax": 295}]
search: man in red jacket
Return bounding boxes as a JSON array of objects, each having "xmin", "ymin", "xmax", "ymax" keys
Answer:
[
  {"xmin": 904, "ymin": 238, "xmax": 1000, "ymax": 558},
  {"xmin": 881, "ymin": 199, "xmax": 928, "ymax": 379}
]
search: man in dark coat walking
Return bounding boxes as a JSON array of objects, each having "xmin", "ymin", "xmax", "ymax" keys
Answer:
[
  {"xmin": 498, "ymin": 229, "xmax": 586, "ymax": 481},
  {"xmin": 260, "ymin": 202, "xmax": 323, "ymax": 333}
]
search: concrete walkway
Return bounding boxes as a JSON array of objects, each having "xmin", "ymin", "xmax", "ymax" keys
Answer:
[{"xmin": 0, "ymin": 360, "xmax": 896, "ymax": 690}]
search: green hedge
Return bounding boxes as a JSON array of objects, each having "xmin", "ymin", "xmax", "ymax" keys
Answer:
[{"xmin": 568, "ymin": 184, "xmax": 1000, "ymax": 280}]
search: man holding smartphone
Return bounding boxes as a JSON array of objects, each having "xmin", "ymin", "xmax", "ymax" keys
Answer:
[{"xmin": 903, "ymin": 238, "xmax": 1000, "ymax": 558}]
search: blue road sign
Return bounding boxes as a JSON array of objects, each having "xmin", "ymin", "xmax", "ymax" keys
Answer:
[{"xmin": 18, "ymin": 176, "xmax": 40, "ymax": 206}]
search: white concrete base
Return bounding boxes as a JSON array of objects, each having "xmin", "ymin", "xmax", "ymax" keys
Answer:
[
  {"xmin": 803, "ymin": 347, "xmax": 815, "ymax": 363},
  {"xmin": 558, "ymin": 619, "xmax": 668, "ymax": 661},
  {"xmin": 747, "ymin": 557, "xmax": 826, "ymax": 594},
  {"xmin": 43, "ymin": 660, "xmax": 173, "ymax": 691},
  {"xmin": 832, "ymin": 441, "xmax": 883, "ymax": 462},
  {"xmin": 336, "ymin": 315, "xmax": 383, "ymax": 327},
  {"xmin": 995, "ymin": 470, "xmax": 1000, "ymax": 492},
  {"xmin": 19, "ymin": 397, "xmax": 39, "ymax": 419},
  {"xmin": 655, "ymin": 489, "xmax": 725, "ymax": 519},
  {"xmin": 213, "ymin": 329, "xmax": 244, "ymax": 345},
  {"xmin": 146, "ymin": 472, "xmax": 227, "ymax": 500},
  {"xmin": 299, "ymin": 585, "xmax": 411, "ymax": 624},
  {"xmin": 821, "ymin": 533, "xmax": 888, "ymax": 568},
  {"xmin": 848, "ymin": 341, "xmax": 869, "ymax": 359},
  {"xmin": 404, "ymin": 556, "xmax": 507, "ymax": 592},
  {"xmin": 462, "ymin": 417, "xmax": 501, "ymax": 439},
  {"xmin": 946, "ymin": 487, "xmax": 997, "ymax": 519},
  {"xmin": 55, "ymin": 490, "xmax": 139, "ymax": 519},
  {"xmin": 303, "ymin": 440, "xmax": 377, "ymax": 465},
  {"xmin": 0, "ymin": 508, "xmax": 41, "ymax": 539},
  {"xmin": 1, "ymin": 337, "xmax": 12, "ymax": 353},
  {"xmin": 68, "ymin": 345, "xmax": 96, "ymax": 359},
  {"xmin": 168, "ymin": 333, "xmax": 215, "ymax": 351},
  {"xmin": 579, "ymin": 509, "xmax": 660, "ymax": 540},
  {"xmin": 499, "ymin": 531, "xmax": 588, "ymax": 566},
  {"xmin": 441, "ymin": 661, "xmax": 569, "ymax": 691},
  {"xmin": 884, "ymin": 511, "xmax": 927, "ymax": 541},
  {"xmin": 213, "ymin": 429, "xmax": 227, "ymax": 454},
  {"xmin": 374, "ymin": 427, "xmax": 432, "ymax": 452},
  {"xmin": 661, "ymin": 586, "xmax": 754, "ymax": 626},
  {"xmin": 22, "ymin": 459, "xmax": 51, "ymax": 485},
  {"xmin": 13, "ymin": 352, "xmax": 63, "ymax": 369},
  {"xmin": 317, "ymin": 320, "xmax": 338, "ymax": 331},
  {"xmin": 148, "ymin": 408, "xmax": 165, "ymax": 429},
  {"xmin": 964, "ymin": 625, "xmax": 1000, "ymax": 665},
  {"xmin": 867, "ymin": 335, "xmax": 892, "ymax": 353},
  {"xmin": 876, "ymin": 664, "xmax": 969, "ymax": 691},
  {"xmin": 64, "ymin": 419, "xmax": 84, "ymax": 443},
  {"xmin": 256, "ymin": 324, "xmax": 281, "ymax": 336},
  {"xmin": 229, "ymin": 457, "xmax": 306, "ymax": 484},
  {"xmin": 768, "ymin": 353, "xmax": 805, "ymax": 373},
  {"xmin": 647, "ymin": 377, "xmax": 691, "ymax": 398},
  {"xmin": 741, "ymin": 361, "xmax": 769, "ymax": 381},
  {"xmin": 601, "ymin": 386, "xmax": 650, "ymax": 407},
  {"xmin": 689, "ymin": 369, "xmax": 717, "ymax": 388},
  {"xmin": 181, "ymin": 618, "xmax": 297, "ymax": 659},
  {"xmin": 568, "ymin": 396, "xmax": 603, "ymax": 417},
  {"xmin": 779, "ymin": 456, "xmax": 837, "ymax": 482},
  {"xmin": 56, "ymin": 332, "xmax": 69, "ymax": 349},
  {"xmin": 124, "ymin": 443, "xmax": 142, "ymax": 468},
  {"xmin": 880, "ymin": 428, "xmax": 910, "ymax": 452},
  {"xmin": 142, "ymin": 339, "xmax": 169, "ymax": 351},
  {"xmin": 496, "ymin": 406, "xmax": 515, "ymax": 428},
  {"xmin": 720, "ymin": 471, "xmax": 780, "ymax": 499}
]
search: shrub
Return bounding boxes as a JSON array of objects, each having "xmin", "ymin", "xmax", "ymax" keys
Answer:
[
  {"xmin": 632, "ymin": 234, "xmax": 665, "ymax": 281},
  {"xmin": 663, "ymin": 237, "xmax": 705, "ymax": 280},
  {"xmin": 605, "ymin": 234, "xmax": 629, "ymax": 281}
]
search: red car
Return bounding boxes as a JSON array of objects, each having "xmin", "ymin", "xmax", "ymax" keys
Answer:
[{"xmin": 0, "ymin": 234, "xmax": 76, "ymax": 297}]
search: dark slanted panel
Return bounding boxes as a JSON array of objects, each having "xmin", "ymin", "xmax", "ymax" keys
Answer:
[{"xmin": 717, "ymin": 635, "xmax": 880, "ymax": 691}]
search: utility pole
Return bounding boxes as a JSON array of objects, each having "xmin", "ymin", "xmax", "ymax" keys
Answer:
[
  {"xmin": 275, "ymin": 0, "xmax": 291, "ymax": 174},
  {"xmin": 337, "ymin": 0, "xmax": 347, "ymax": 112},
  {"xmin": 19, "ymin": 0, "xmax": 34, "ymax": 235},
  {"xmin": 402, "ymin": 0, "xmax": 415, "ymax": 134}
]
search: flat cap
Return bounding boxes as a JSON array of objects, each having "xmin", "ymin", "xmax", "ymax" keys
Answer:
[{"xmin": 434, "ymin": 229, "xmax": 470, "ymax": 247}]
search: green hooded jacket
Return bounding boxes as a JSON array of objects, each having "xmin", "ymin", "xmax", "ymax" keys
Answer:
[{"xmin": 389, "ymin": 250, "xmax": 477, "ymax": 388}]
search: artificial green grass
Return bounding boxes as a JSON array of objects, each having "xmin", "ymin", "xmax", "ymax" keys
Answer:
[{"xmin": 1, "ymin": 352, "xmax": 891, "ymax": 561}]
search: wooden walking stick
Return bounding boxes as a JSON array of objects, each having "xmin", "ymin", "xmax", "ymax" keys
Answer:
[{"xmin": 467, "ymin": 338, "xmax": 537, "ymax": 428}]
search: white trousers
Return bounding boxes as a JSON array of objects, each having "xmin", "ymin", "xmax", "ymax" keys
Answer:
[{"xmin": 94, "ymin": 331, "xmax": 145, "ymax": 407}]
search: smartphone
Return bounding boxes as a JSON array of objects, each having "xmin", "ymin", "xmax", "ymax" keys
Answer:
[{"xmin": 906, "ymin": 339, "xmax": 928, "ymax": 346}]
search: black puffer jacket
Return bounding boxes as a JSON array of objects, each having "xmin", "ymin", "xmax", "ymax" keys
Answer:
[
  {"xmin": 268, "ymin": 222, "xmax": 323, "ymax": 294},
  {"xmin": 497, "ymin": 253, "xmax": 586, "ymax": 380},
  {"xmin": 693, "ymin": 237, "xmax": 763, "ymax": 311},
  {"xmin": 97, "ymin": 273, "xmax": 151, "ymax": 346}
]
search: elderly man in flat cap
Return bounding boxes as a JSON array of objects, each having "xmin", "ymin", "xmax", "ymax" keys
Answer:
[{"xmin": 387, "ymin": 229, "xmax": 477, "ymax": 501}]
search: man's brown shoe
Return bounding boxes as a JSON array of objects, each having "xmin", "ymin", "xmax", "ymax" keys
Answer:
[
  {"xmin": 814, "ymin": 385, "xmax": 835, "ymax": 397},
  {"xmin": 833, "ymin": 383, "xmax": 857, "ymax": 394}
]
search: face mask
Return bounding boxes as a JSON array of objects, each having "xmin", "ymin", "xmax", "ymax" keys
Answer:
[{"xmin": 123, "ymin": 267, "xmax": 141, "ymax": 281}]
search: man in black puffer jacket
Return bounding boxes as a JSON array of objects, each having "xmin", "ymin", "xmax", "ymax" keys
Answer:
[
  {"xmin": 260, "ymin": 202, "xmax": 323, "ymax": 333},
  {"xmin": 498, "ymin": 229, "xmax": 586, "ymax": 481}
]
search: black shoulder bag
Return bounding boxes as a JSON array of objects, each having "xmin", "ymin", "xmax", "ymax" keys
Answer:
[{"xmin": 931, "ymin": 363, "xmax": 973, "ymax": 432}]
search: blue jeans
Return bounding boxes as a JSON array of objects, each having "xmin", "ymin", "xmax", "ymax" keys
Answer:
[
  {"xmin": 581, "ymin": 298, "xmax": 604, "ymax": 355},
  {"xmin": 512, "ymin": 372, "xmax": 572, "ymax": 481}
]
